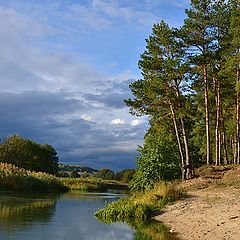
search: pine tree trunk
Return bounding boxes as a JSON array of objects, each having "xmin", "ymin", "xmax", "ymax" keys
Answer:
[
  {"xmin": 204, "ymin": 64, "xmax": 211, "ymax": 165},
  {"xmin": 222, "ymin": 129, "xmax": 228, "ymax": 164},
  {"xmin": 215, "ymin": 77, "xmax": 221, "ymax": 165},
  {"xmin": 234, "ymin": 135, "xmax": 237, "ymax": 164},
  {"xmin": 237, "ymin": 68, "xmax": 240, "ymax": 164},
  {"xmin": 169, "ymin": 102, "xmax": 185, "ymax": 179},
  {"xmin": 214, "ymin": 77, "xmax": 219, "ymax": 165},
  {"xmin": 174, "ymin": 85, "xmax": 192, "ymax": 178},
  {"xmin": 218, "ymin": 128, "xmax": 221, "ymax": 164},
  {"xmin": 180, "ymin": 117, "xmax": 192, "ymax": 179}
]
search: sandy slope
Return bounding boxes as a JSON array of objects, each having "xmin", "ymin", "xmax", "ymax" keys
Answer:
[{"xmin": 155, "ymin": 187, "xmax": 240, "ymax": 240}]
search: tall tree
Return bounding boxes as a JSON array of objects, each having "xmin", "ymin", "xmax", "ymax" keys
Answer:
[
  {"xmin": 125, "ymin": 21, "xmax": 192, "ymax": 179},
  {"xmin": 180, "ymin": 0, "xmax": 215, "ymax": 165}
]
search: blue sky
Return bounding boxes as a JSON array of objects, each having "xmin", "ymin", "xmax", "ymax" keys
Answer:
[{"xmin": 0, "ymin": 0, "xmax": 189, "ymax": 170}]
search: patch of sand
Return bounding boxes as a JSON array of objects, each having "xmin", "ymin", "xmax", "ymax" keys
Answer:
[{"xmin": 154, "ymin": 188, "xmax": 240, "ymax": 240}]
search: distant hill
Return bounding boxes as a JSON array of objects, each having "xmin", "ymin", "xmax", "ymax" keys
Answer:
[{"xmin": 58, "ymin": 164, "xmax": 98, "ymax": 174}]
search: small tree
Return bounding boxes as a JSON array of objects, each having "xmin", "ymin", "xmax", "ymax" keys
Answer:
[{"xmin": 130, "ymin": 130, "xmax": 181, "ymax": 191}]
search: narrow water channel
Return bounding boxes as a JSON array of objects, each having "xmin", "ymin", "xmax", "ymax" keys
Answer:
[{"xmin": 0, "ymin": 191, "xmax": 179, "ymax": 240}]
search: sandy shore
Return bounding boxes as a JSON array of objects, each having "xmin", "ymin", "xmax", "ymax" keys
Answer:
[{"xmin": 154, "ymin": 187, "xmax": 240, "ymax": 240}]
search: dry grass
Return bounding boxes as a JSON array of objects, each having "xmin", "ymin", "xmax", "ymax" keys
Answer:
[{"xmin": 0, "ymin": 162, "xmax": 67, "ymax": 192}]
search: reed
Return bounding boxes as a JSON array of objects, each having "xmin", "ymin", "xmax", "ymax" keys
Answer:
[{"xmin": 0, "ymin": 163, "xmax": 67, "ymax": 192}]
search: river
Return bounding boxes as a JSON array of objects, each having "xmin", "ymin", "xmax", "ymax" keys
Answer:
[{"xmin": 0, "ymin": 191, "xmax": 179, "ymax": 240}]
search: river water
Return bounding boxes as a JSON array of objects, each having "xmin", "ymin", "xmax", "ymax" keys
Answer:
[{"xmin": 0, "ymin": 191, "xmax": 179, "ymax": 240}]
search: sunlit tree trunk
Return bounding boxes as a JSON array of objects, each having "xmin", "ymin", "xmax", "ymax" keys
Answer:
[
  {"xmin": 237, "ymin": 68, "xmax": 240, "ymax": 164},
  {"xmin": 169, "ymin": 102, "xmax": 185, "ymax": 179},
  {"xmin": 204, "ymin": 65, "xmax": 211, "ymax": 165}
]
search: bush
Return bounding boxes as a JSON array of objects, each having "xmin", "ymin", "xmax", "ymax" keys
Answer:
[{"xmin": 130, "ymin": 132, "xmax": 181, "ymax": 191}]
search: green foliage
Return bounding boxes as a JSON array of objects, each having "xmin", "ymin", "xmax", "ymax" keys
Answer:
[
  {"xmin": 0, "ymin": 135, "xmax": 59, "ymax": 174},
  {"xmin": 0, "ymin": 163, "xmax": 67, "ymax": 192},
  {"xmin": 130, "ymin": 131, "xmax": 181, "ymax": 191},
  {"xmin": 93, "ymin": 168, "xmax": 115, "ymax": 180}
]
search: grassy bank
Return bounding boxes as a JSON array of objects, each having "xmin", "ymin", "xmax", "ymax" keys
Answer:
[
  {"xmin": 95, "ymin": 181, "xmax": 185, "ymax": 224},
  {"xmin": 61, "ymin": 177, "xmax": 128, "ymax": 192},
  {"xmin": 0, "ymin": 163, "xmax": 67, "ymax": 192}
]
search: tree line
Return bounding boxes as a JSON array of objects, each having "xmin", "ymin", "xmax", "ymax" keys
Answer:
[
  {"xmin": 0, "ymin": 135, "xmax": 59, "ymax": 174},
  {"xmin": 125, "ymin": 0, "xmax": 240, "ymax": 188}
]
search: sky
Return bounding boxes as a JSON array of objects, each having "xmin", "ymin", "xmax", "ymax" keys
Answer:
[{"xmin": 0, "ymin": 0, "xmax": 189, "ymax": 170}]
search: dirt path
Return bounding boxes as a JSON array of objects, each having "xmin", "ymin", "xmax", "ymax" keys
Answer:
[{"xmin": 154, "ymin": 188, "xmax": 240, "ymax": 240}]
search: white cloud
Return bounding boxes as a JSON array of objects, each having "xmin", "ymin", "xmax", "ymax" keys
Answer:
[
  {"xmin": 110, "ymin": 118, "xmax": 125, "ymax": 125},
  {"xmin": 131, "ymin": 119, "xmax": 141, "ymax": 126},
  {"xmin": 80, "ymin": 114, "xmax": 93, "ymax": 122}
]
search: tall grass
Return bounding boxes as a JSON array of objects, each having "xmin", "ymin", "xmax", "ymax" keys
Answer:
[
  {"xmin": 95, "ymin": 181, "xmax": 185, "ymax": 224},
  {"xmin": 0, "ymin": 163, "xmax": 67, "ymax": 192}
]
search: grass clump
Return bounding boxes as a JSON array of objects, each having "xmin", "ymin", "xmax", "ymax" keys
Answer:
[
  {"xmin": 61, "ymin": 177, "xmax": 128, "ymax": 192},
  {"xmin": 0, "ymin": 163, "xmax": 67, "ymax": 192},
  {"xmin": 95, "ymin": 181, "xmax": 185, "ymax": 224}
]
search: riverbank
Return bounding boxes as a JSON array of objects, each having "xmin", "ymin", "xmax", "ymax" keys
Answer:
[
  {"xmin": 0, "ymin": 162, "xmax": 127, "ymax": 193},
  {"xmin": 155, "ymin": 166, "xmax": 240, "ymax": 240},
  {"xmin": 95, "ymin": 181, "xmax": 184, "ymax": 224}
]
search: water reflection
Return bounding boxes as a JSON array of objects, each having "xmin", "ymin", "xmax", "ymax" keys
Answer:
[
  {"xmin": 133, "ymin": 220, "xmax": 180, "ymax": 240},
  {"xmin": 0, "ymin": 192, "xmax": 57, "ymax": 233},
  {"xmin": 0, "ymin": 191, "xmax": 133, "ymax": 240},
  {"xmin": 0, "ymin": 191, "xmax": 180, "ymax": 240}
]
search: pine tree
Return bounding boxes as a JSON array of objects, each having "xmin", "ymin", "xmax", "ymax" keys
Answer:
[
  {"xmin": 125, "ymin": 21, "xmax": 192, "ymax": 179},
  {"xmin": 180, "ymin": 0, "xmax": 215, "ymax": 165}
]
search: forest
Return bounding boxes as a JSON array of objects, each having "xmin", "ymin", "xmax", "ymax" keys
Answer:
[{"xmin": 125, "ymin": 0, "xmax": 240, "ymax": 189}]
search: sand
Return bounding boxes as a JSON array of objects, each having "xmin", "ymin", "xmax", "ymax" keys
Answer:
[{"xmin": 154, "ymin": 187, "xmax": 240, "ymax": 240}]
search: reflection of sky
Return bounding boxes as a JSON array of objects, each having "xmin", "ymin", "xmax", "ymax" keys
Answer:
[
  {"xmin": 0, "ymin": 0, "xmax": 189, "ymax": 170},
  {"xmin": 0, "ymin": 192, "xmax": 134, "ymax": 240}
]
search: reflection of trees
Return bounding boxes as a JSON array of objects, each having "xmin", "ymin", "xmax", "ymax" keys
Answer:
[
  {"xmin": 60, "ymin": 191, "xmax": 123, "ymax": 201},
  {"xmin": 0, "ymin": 194, "xmax": 58, "ymax": 233},
  {"xmin": 133, "ymin": 220, "xmax": 180, "ymax": 240}
]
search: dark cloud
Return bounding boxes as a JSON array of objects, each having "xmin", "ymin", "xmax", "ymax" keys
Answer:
[
  {"xmin": 82, "ymin": 79, "xmax": 134, "ymax": 108},
  {"xmin": 83, "ymin": 92, "xmax": 128, "ymax": 108},
  {"xmin": 0, "ymin": 90, "xmax": 146, "ymax": 170}
]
